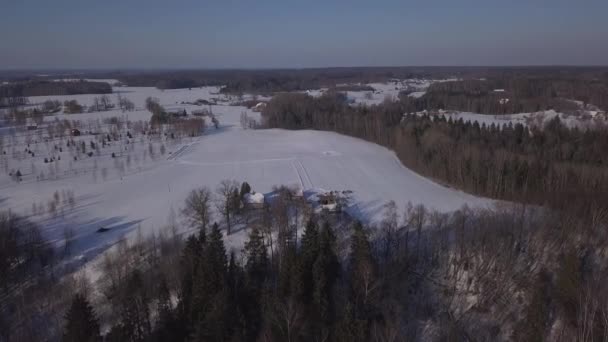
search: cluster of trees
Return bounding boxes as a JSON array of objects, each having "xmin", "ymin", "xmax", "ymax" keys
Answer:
[
  {"xmin": 89, "ymin": 95, "xmax": 114, "ymax": 112},
  {"xmin": 412, "ymin": 76, "xmax": 608, "ymax": 114},
  {"xmin": 0, "ymin": 80, "xmax": 111, "ymax": 99},
  {"xmin": 63, "ymin": 100, "xmax": 84, "ymax": 114},
  {"xmin": 262, "ymin": 92, "xmax": 608, "ymax": 208},
  {"xmin": 145, "ymin": 97, "xmax": 169, "ymax": 126},
  {"xmin": 57, "ymin": 198, "xmax": 608, "ymax": 341},
  {"xmin": 4, "ymin": 176, "xmax": 608, "ymax": 340}
]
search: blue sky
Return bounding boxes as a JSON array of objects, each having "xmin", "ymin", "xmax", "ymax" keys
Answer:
[{"xmin": 0, "ymin": 0, "xmax": 606, "ymax": 69}]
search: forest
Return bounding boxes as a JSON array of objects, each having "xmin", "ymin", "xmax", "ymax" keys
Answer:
[
  {"xmin": 0, "ymin": 81, "xmax": 112, "ymax": 107},
  {"xmin": 262, "ymin": 91, "xmax": 608, "ymax": 210},
  {"xmin": 414, "ymin": 76, "xmax": 608, "ymax": 114},
  {"xmin": 3, "ymin": 180, "xmax": 608, "ymax": 341}
]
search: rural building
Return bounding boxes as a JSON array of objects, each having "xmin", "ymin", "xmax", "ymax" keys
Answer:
[
  {"xmin": 252, "ymin": 102, "xmax": 267, "ymax": 112},
  {"xmin": 317, "ymin": 191, "xmax": 340, "ymax": 213},
  {"xmin": 243, "ymin": 192, "xmax": 265, "ymax": 209}
]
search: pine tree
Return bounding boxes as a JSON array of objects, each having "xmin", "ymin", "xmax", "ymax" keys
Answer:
[
  {"xmin": 334, "ymin": 301, "xmax": 367, "ymax": 342},
  {"xmin": 207, "ymin": 222, "xmax": 227, "ymax": 292},
  {"xmin": 240, "ymin": 227, "xmax": 269, "ymax": 340},
  {"xmin": 151, "ymin": 278, "xmax": 181, "ymax": 342},
  {"xmin": 119, "ymin": 270, "xmax": 151, "ymax": 342},
  {"xmin": 312, "ymin": 222, "xmax": 339, "ymax": 324},
  {"xmin": 240, "ymin": 181, "xmax": 252, "ymax": 198},
  {"xmin": 295, "ymin": 219, "xmax": 320, "ymax": 302},
  {"xmin": 178, "ymin": 235, "xmax": 203, "ymax": 329},
  {"xmin": 244, "ymin": 227, "xmax": 269, "ymax": 288},
  {"xmin": 190, "ymin": 223, "xmax": 229, "ymax": 339},
  {"xmin": 63, "ymin": 294, "xmax": 100, "ymax": 342},
  {"xmin": 348, "ymin": 222, "xmax": 377, "ymax": 318}
]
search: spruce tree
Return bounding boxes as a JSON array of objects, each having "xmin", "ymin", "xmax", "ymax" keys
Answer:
[
  {"xmin": 312, "ymin": 222, "xmax": 339, "ymax": 324},
  {"xmin": 244, "ymin": 227, "xmax": 269, "ymax": 288},
  {"xmin": 348, "ymin": 221, "xmax": 377, "ymax": 318},
  {"xmin": 240, "ymin": 181, "xmax": 252, "ymax": 198},
  {"xmin": 63, "ymin": 294, "xmax": 100, "ymax": 342},
  {"xmin": 296, "ymin": 219, "xmax": 320, "ymax": 302},
  {"xmin": 119, "ymin": 270, "xmax": 151, "ymax": 342},
  {"xmin": 178, "ymin": 235, "xmax": 204, "ymax": 329}
]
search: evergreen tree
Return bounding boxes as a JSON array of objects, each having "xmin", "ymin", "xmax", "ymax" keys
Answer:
[
  {"xmin": 348, "ymin": 222, "xmax": 377, "ymax": 318},
  {"xmin": 206, "ymin": 222, "xmax": 228, "ymax": 288},
  {"xmin": 63, "ymin": 294, "xmax": 100, "ymax": 342},
  {"xmin": 334, "ymin": 301, "xmax": 367, "ymax": 342},
  {"xmin": 244, "ymin": 227, "xmax": 269, "ymax": 288},
  {"xmin": 177, "ymin": 235, "xmax": 203, "ymax": 329},
  {"xmin": 151, "ymin": 278, "xmax": 181, "ymax": 341},
  {"xmin": 118, "ymin": 270, "xmax": 151, "ymax": 342},
  {"xmin": 240, "ymin": 181, "xmax": 252, "ymax": 198},
  {"xmin": 312, "ymin": 222, "xmax": 339, "ymax": 324},
  {"xmin": 190, "ymin": 223, "xmax": 229, "ymax": 340},
  {"xmin": 295, "ymin": 219, "xmax": 320, "ymax": 302}
]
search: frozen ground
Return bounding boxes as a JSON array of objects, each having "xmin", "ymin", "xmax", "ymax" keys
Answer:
[{"xmin": 0, "ymin": 82, "xmax": 492, "ymax": 272}]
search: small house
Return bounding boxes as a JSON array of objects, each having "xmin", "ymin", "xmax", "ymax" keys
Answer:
[
  {"xmin": 252, "ymin": 102, "xmax": 267, "ymax": 112},
  {"xmin": 169, "ymin": 109, "xmax": 188, "ymax": 118},
  {"xmin": 317, "ymin": 191, "xmax": 340, "ymax": 213},
  {"xmin": 243, "ymin": 192, "xmax": 265, "ymax": 210}
]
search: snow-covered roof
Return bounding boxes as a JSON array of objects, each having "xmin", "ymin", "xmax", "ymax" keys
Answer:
[{"xmin": 244, "ymin": 192, "xmax": 264, "ymax": 204}]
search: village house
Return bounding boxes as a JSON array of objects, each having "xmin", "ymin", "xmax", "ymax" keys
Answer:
[
  {"xmin": 252, "ymin": 102, "xmax": 267, "ymax": 112},
  {"xmin": 317, "ymin": 191, "xmax": 340, "ymax": 213},
  {"xmin": 243, "ymin": 192, "xmax": 265, "ymax": 210}
]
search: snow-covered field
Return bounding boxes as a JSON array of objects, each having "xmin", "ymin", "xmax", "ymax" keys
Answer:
[
  {"xmin": 304, "ymin": 78, "xmax": 448, "ymax": 106},
  {"xmin": 0, "ymin": 81, "xmax": 492, "ymax": 272}
]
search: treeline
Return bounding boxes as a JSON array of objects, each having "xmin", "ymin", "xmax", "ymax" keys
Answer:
[
  {"xmin": 5, "ymin": 180, "xmax": 608, "ymax": 340},
  {"xmin": 0, "ymin": 81, "xmax": 111, "ymax": 104},
  {"xmin": 109, "ymin": 67, "xmax": 485, "ymax": 93},
  {"xmin": 415, "ymin": 76, "xmax": 608, "ymax": 114},
  {"xmin": 262, "ymin": 92, "xmax": 608, "ymax": 207},
  {"xmin": 56, "ymin": 198, "xmax": 608, "ymax": 341}
]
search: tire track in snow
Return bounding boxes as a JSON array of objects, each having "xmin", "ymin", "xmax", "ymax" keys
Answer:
[
  {"xmin": 297, "ymin": 159, "xmax": 314, "ymax": 188},
  {"xmin": 167, "ymin": 142, "xmax": 198, "ymax": 161},
  {"xmin": 179, "ymin": 157, "xmax": 294, "ymax": 167},
  {"xmin": 291, "ymin": 160, "xmax": 305, "ymax": 190}
]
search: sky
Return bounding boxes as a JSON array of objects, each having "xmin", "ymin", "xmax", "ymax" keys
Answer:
[{"xmin": 0, "ymin": 0, "xmax": 607, "ymax": 69}]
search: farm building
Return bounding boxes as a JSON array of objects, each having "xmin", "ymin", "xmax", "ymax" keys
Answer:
[
  {"xmin": 252, "ymin": 102, "xmax": 267, "ymax": 112},
  {"xmin": 243, "ymin": 192, "xmax": 265, "ymax": 209},
  {"xmin": 317, "ymin": 191, "xmax": 340, "ymax": 213}
]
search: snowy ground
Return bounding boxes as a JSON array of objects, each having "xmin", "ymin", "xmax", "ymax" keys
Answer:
[
  {"xmin": 0, "ymin": 81, "xmax": 493, "ymax": 273},
  {"xmin": 303, "ymin": 78, "xmax": 449, "ymax": 106}
]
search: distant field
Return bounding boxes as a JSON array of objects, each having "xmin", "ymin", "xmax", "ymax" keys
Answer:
[{"xmin": 0, "ymin": 81, "xmax": 491, "ymax": 270}]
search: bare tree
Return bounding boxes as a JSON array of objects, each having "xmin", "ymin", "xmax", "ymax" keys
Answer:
[
  {"xmin": 215, "ymin": 180, "xmax": 239, "ymax": 235},
  {"xmin": 381, "ymin": 200, "xmax": 399, "ymax": 262},
  {"xmin": 182, "ymin": 187, "xmax": 213, "ymax": 234}
]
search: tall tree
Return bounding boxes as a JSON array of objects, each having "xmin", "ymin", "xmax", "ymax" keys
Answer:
[
  {"xmin": 348, "ymin": 222, "xmax": 378, "ymax": 318},
  {"xmin": 312, "ymin": 222, "xmax": 340, "ymax": 335},
  {"xmin": 295, "ymin": 219, "xmax": 320, "ymax": 302},
  {"xmin": 244, "ymin": 227, "xmax": 269, "ymax": 289},
  {"xmin": 215, "ymin": 180, "xmax": 239, "ymax": 235},
  {"xmin": 63, "ymin": 294, "xmax": 101, "ymax": 342},
  {"xmin": 182, "ymin": 187, "xmax": 213, "ymax": 235}
]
